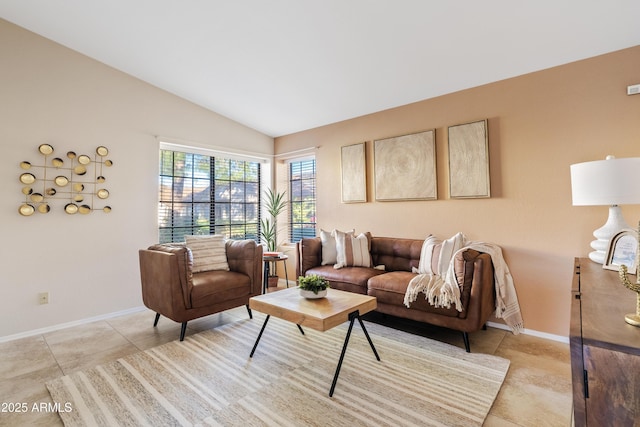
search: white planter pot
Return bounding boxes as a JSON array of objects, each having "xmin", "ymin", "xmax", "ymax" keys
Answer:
[{"xmin": 299, "ymin": 289, "xmax": 327, "ymax": 299}]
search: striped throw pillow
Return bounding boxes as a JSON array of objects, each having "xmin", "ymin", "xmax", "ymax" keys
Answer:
[
  {"xmin": 334, "ymin": 231, "xmax": 372, "ymax": 269},
  {"xmin": 320, "ymin": 228, "xmax": 355, "ymax": 265},
  {"xmin": 185, "ymin": 235, "xmax": 229, "ymax": 272}
]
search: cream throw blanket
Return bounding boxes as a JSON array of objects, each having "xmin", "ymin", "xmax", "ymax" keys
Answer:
[
  {"xmin": 404, "ymin": 233, "xmax": 465, "ymax": 311},
  {"xmin": 404, "ymin": 233, "xmax": 524, "ymax": 334}
]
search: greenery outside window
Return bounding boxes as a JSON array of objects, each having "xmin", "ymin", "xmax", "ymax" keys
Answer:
[
  {"xmin": 289, "ymin": 158, "xmax": 316, "ymax": 242},
  {"xmin": 159, "ymin": 149, "xmax": 261, "ymax": 243}
]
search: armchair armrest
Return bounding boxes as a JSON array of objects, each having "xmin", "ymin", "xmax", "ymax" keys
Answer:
[
  {"xmin": 139, "ymin": 244, "xmax": 193, "ymax": 314},
  {"xmin": 226, "ymin": 239, "xmax": 263, "ymax": 296}
]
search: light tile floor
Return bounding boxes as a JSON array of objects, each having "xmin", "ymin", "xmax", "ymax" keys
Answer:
[{"xmin": 0, "ymin": 304, "xmax": 572, "ymax": 426}]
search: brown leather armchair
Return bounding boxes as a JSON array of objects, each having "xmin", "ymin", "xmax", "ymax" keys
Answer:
[{"xmin": 139, "ymin": 239, "xmax": 263, "ymax": 341}]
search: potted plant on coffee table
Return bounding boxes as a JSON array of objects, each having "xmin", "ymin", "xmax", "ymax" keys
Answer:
[{"xmin": 298, "ymin": 274, "xmax": 330, "ymax": 299}]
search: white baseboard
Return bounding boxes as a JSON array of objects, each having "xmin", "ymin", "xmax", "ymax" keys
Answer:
[
  {"xmin": 486, "ymin": 321, "xmax": 568, "ymax": 344},
  {"xmin": 0, "ymin": 306, "xmax": 148, "ymax": 343}
]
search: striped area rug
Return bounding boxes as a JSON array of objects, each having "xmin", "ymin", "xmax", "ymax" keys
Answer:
[{"xmin": 46, "ymin": 315, "xmax": 509, "ymax": 426}]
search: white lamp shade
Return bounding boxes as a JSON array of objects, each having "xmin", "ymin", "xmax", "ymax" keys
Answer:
[{"xmin": 570, "ymin": 157, "xmax": 640, "ymax": 206}]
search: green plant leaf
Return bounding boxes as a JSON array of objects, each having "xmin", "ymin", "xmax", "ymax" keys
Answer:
[
  {"xmin": 264, "ymin": 188, "xmax": 287, "ymax": 217},
  {"xmin": 261, "ymin": 188, "xmax": 288, "ymax": 251},
  {"xmin": 297, "ymin": 274, "xmax": 329, "ymax": 292}
]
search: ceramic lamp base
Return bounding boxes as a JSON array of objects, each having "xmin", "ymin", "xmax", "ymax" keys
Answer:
[
  {"xmin": 625, "ymin": 313, "xmax": 640, "ymax": 327},
  {"xmin": 588, "ymin": 205, "xmax": 631, "ymax": 264}
]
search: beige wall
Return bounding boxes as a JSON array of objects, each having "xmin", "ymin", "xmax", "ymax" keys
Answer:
[
  {"xmin": 0, "ymin": 19, "xmax": 273, "ymax": 339},
  {"xmin": 275, "ymin": 46, "xmax": 640, "ymax": 337}
]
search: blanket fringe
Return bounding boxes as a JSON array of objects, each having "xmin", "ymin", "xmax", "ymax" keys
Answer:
[{"xmin": 404, "ymin": 273, "xmax": 462, "ymax": 311}]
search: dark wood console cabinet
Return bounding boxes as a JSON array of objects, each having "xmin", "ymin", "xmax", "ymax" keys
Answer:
[{"xmin": 570, "ymin": 258, "xmax": 640, "ymax": 426}]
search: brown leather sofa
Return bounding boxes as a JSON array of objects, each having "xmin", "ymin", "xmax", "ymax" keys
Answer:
[
  {"xmin": 139, "ymin": 239, "xmax": 263, "ymax": 341},
  {"xmin": 296, "ymin": 236, "xmax": 495, "ymax": 352}
]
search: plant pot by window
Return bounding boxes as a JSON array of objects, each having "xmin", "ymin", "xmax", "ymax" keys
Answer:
[{"xmin": 268, "ymin": 275, "xmax": 279, "ymax": 288}]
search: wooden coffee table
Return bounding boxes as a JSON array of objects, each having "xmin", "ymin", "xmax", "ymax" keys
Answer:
[{"xmin": 248, "ymin": 287, "xmax": 380, "ymax": 397}]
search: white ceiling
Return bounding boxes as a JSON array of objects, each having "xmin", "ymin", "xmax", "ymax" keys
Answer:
[{"xmin": 2, "ymin": 1, "xmax": 640, "ymax": 137}]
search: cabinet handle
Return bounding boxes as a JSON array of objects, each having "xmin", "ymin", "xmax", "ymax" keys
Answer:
[{"xmin": 583, "ymin": 370, "xmax": 589, "ymax": 398}]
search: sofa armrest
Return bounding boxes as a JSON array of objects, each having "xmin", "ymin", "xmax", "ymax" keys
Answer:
[
  {"xmin": 139, "ymin": 245, "xmax": 193, "ymax": 314},
  {"xmin": 226, "ymin": 239, "xmax": 263, "ymax": 296},
  {"xmin": 470, "ymin": 252, "xmax": 497, "ymax": 325},
  {"xmin": 453, "ymin": 249, "xmax": 496, "ymax": 330},
  {"xmin": 296, "ymin": 237, "xmax": 322, "ymax": 278}
]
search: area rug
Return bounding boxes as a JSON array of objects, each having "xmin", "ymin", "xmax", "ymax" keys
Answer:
[{"xmin": 46, "ymin": 316, "xmax": 509, "ymax": 426}]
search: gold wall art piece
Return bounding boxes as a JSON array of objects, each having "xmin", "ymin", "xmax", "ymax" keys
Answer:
[
  {"xmin": 448, "ymin": 119, "xmax": 491, "ymax": 198},
  {"xmin": 19, "ymin": 144, "xmax": 113, "ymax": 216},
  {"xmin": 374, "ymin": 129, "xmax": 436, "ymax": 201},
  {"xmin": 341, "ymin": 142, "xmax": 367, "ymax": 203}
]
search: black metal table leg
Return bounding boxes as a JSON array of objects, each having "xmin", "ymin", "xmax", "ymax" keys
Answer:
[
  {"xmin": 357, "ymin": 317, "xmax": 380, "ymax": 361},
  {"xmin": 329, "ymin": 311, "xmax": 381, "ymax": 397},
  {"xmin": 250, "ymin": 309, "xmax": 379, "ymax": 397},
  {"xmin": 250, "ymin": 315, "xmax": 270, "ymax": 357},
  {"xmin": 330, "ymin": 311, "xmax": 357, "ymax": 397}
]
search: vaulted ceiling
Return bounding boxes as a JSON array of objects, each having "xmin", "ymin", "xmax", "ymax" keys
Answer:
[{"xmin": 2, "ymin": 1, "xmax": 639, "ymax": 137}]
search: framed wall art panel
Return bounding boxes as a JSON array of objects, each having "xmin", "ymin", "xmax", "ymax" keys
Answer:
[
  {"xmin": 341, "ymin": 142, "xmax": 367, "ymax": 203},
  {"xmin": 448, "ymin": 119, "xmax": 490, "ymax": 198},
  {"xmin": 374, "ymin": 129, "xmax": 436, "ymax": 201}
]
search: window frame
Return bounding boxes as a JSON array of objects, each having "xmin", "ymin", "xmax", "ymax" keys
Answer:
[
  {"xmin": 158, "ymin": 141, "xmax": 269, "ymax": 244},
  {"xmin": 288, "ymin": 156, "xmax": 317, "ymax": 242}
]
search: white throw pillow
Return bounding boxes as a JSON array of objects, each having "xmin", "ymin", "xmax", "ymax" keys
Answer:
[
  {"xmin": 185, "ymin": 235, "xmax": 229, "ymax": 272},
  {"xmin": 435, "ymin": 232, "xmax": 466, "ymax": 275},
  {"xmin": 320, "ymin": 228, "xmax": 354, "ymax": 265},
  {"xmin": 334, "ymin": 231, "xmax": 372, "ymax": 269}
]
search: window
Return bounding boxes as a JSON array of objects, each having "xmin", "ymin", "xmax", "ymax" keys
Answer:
[
  {"xmin": 158, "ymin": 150, "xmax": 261, "ymax": 243},
  {"xmin": 289, "ymin": 158, "xmax": 316, "ymax": 242}
]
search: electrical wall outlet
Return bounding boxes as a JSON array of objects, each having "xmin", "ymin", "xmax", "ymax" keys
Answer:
[
  {"xmin": 38, "ymin": 292, "xmax": 49, "ymax": 305},
  {"xmin": 627, "ymin": 84, "xmax": 640, "ymax": 95}
]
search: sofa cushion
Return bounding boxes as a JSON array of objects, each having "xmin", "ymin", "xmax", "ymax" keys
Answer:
[
  {"xmin": 370, "ymin": 237, "xmax": 422, "ymax": 272},
  {"xmin": 367, "ymin": 271, "xmax": 462, "ymax": 318},
  {"xmin": 185, "ymin": 235, "xmax": 229, "ymax": 273},
  {"xmin": 335, "ymin": 231, "xmax": 372, "ymax": 269},
  {"xmin": 305, "ymin": 265, "xmax": 384, "ymax": 294},
  {"xmin": 191, "ymin": 270, "xmax": 250, "ymax": 308}
]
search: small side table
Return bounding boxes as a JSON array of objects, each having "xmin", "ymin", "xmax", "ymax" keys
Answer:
[{"xmin": 262, "ymin": 254, "xmax": 289, "ymax": 293}]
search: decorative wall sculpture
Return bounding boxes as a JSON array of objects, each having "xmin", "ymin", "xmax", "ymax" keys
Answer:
[
  {"xmin": 448, "ymin": 119, "xmax": 490, "ymax": 198},
  {"xmin": 341, "ymin": 142, "xmax": 367, "ymax": 203},
  {"xmin": 374, "ymin": 129, "xmax": 436, "ymax": 201},
  {"xmin": 19, "ymin": 144, "xmax": 113, "ymax": 216}
]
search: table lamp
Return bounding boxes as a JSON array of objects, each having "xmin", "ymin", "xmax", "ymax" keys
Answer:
[{"xmin": 570, "ymin": 155, "xmax": 640, "ymax": 264}]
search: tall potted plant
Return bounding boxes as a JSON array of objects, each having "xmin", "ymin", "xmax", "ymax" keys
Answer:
[{"xmin": 260, "ymin": 188, "xmax": 287, "ymax": 287}]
